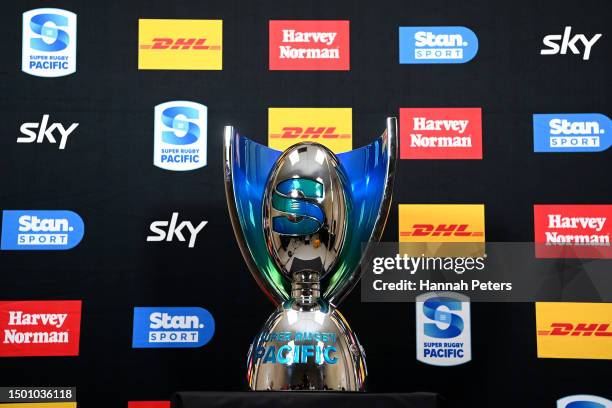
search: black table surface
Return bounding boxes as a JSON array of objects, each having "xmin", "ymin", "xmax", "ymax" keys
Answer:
[{"xmin": 171, "ymin": 391, "xmax": 443, "ymax": 408}]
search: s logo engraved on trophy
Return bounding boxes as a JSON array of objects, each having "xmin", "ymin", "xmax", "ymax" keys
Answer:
[
  {"xmin": 224, "ymin": 118, "xmax": 397, "ymax": 391},
  {"xmin": 271, "ymin": 178, "xmax": 324, "ymax": 236}
]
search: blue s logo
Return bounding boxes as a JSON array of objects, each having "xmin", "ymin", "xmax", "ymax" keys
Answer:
[
  {"xmin": 399, "ymin": 26, "xmax": 478, "ymax": 64},
  {"xmin": 272, "ymin": 178, "xmax": 325, "ymax": 236},
  {"xmin": 423, "ymin": 297, "xmax": 464, "ymax": 339},
  {"xmin": 161, "ymin": 106, "xmax": 200, "ymax": 145},
  {"xmin": 30, "ymin": 13, "xmax": 70, "ymax": 52}
]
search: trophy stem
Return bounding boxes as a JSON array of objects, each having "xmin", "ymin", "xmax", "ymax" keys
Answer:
[{"xmin": 291, "ymin": 271, "xmax": 320, "ymax": 307}]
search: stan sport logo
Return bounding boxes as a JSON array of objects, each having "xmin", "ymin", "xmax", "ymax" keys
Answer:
[
  {"xmin": 536, "ymin": 302, "xmax": 612, "ymax": 360},
  {"xmin": 533, "ymin": 204, "xmax": 611, "ymax": 259},
  {"xmin": 0, "ymin": 210, "xmax": 84, "ymax": 251},
  {"xmin": 138, "ymin": 19, "xmax": 222, "ymax": 70},
  {"xmin": 400, "ymin": 108, "xmax": 482, "ymax": 159},
  {"xmin": 533, "ymin": 113, "xmax": 611, "ymax": 153},
  {"xmin": 0, "ymin": 300, "xmax": 81, "ymax": 357},
  {"xmin": 268, "ymin": 108, "xmax": 352, "ymax": 153},
  {"xmin": 399, "ymin": 204, "xmax": 485, "ymax": 257},
  {"xmin": 399, "ymin": 26, "xmax": 478, "ymax": 64},
  {"xmin": 132, "ymin": 307, "xmax": 215, "ymax": 348},
  {"xmin": 269, "ymin": 20, "xmax": 350, "ymax": 70}
]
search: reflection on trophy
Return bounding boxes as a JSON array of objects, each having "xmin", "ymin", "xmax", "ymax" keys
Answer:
[{"xmin": 223, "ymin": 118, "xmax": 397, "ymax": 391}]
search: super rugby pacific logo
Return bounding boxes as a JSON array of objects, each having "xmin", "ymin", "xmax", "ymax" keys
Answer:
[
  {"xmin": 22, "ymin": 8, "xmax": 77, "ymax": 77},
  {"xmin": 153, "ymin": 101, "xmax": 207, "ymax": 171},
  {"xmin": 416, "ymin": 292, "xmax": 472, "ymax": 366},
  {"xmin": 272, "ymin": 178, "xmax": 324, "ymax": 236}
]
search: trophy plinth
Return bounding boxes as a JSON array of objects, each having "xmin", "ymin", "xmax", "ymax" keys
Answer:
[{"xmin": 224, "ymin": 118, "xmax": 397, "ymax": 391}]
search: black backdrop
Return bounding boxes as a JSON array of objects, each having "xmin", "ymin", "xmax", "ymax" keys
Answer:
[{"xmin": 0, "ymin": 0, "xmax": 610, "ymax": 407}]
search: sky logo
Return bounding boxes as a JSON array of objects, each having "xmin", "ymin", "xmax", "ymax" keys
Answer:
[
  {"xmin": 154, "ymin": 101, "xmax": 207, "ymax": 171},
  {"xmin": 399, "ymin": 26, "xmax": 478, "ymax": 64},
  {"xmin": 132, "ymin": 307, "xmax": 215, "ymax": 348},
  {"xmin": 534, "ymin": 113, "xmax": 611, "ymax": 153},
  {"xmin": 416, "ymin": 292, "xmax": 471, "ymax": 366},
  {"xmin": 22, "ymin": 8, "xmax": 77, "ymax": 77},
  {"xmin": 1, "ymin": 210, "xmax": 84, "ymax": 250},
  {"xmin": 557, "ymin": 395, "xmax": 612, "ymax": 408}
]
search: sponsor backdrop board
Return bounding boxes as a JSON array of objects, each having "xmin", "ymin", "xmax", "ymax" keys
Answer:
[{"xmin": 0, "ymin": 0, "xmax": 609, "ymax": 407}]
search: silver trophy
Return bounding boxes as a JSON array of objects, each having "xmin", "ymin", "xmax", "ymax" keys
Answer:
[{"xmin": 224, "ymin": 118, "xmax": 397, "ymax": 391}]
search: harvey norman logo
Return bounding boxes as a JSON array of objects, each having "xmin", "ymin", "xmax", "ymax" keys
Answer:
[
  {"xmin": 1, "ymin": 210, "xmax": 84, "ymax": 251},
  {"xmin": 0, "ymin": 301, "xmax": 81, "ymax": 357},
  {"xmin": 269, "ymin": 20, "xmax": 349, "ymax": 70},
  {"xmin": 400, "ymin": 108, "xmax": 482, "ymax": 159},
  {"xmin": 138, "ymin": 19, "xmax": 222, "ymax": 70},
  {"xmin": 399, "ymin": 26, "xmax": 478, "ymax": 64},
  {"xmin": 536, "ymin": 302, "xmax": 612, "ymax": 360},
  {"xmin": 534, "ymin": 205, "xmax": 611, "ymax": 259},
  {"xmin": 268, "ymin": 108, "xmax": 352, "ymax": 153},
  {"xmin": 533, "ymin": 113, "xmax": 611, "ymax": 153},
  {"xmin": 22, "ymin": 8, "xmax": 77, "ymax": 77},
  {"xmin": 132, "ymin": 307, "xmax": 215, "ymax": 348}
]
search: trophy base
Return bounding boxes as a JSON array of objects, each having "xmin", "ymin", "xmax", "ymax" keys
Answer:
[{"xmin": 246, "ymin": 300, "xmax": 367, "ymax": 391}]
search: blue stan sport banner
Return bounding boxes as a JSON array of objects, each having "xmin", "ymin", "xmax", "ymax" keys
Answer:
[
  {"xmin": 533, "ymin": 113, "xmax": 611, "ymax": 153},
  {"xmin": 1, "ymin": 210, "xmax": 84, "ymax": 250},
  {"xmin": 132, "ymin": 307, "xmax": 215, "ymax": 348},
  {"xmin": 399, "ymin": 26, "xmax": 478, "ymax": 64}
]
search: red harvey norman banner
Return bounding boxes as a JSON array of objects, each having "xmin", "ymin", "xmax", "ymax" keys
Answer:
[
  {"xmin": 534, "ymin": 204, "xmax": 612, "ymax": 259},
  {"xmin": 0, "ymin": 300, "xmax": 82, "ymax": 357},
  {"xmin": 269, "ymin": 20, "xmax": 350, "ymax": 70},
  {"xmin": 400, "ymin": 108, "xmax": 482, "ymax": 159},
  {"xmin": 128, "ymin": 402, "xmax": 171, "ymax": 408}
]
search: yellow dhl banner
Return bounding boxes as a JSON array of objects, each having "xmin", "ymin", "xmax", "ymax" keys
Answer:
[
  {"xmin": 268, "ymin": 108, "xmax": 352, "ymax": 153},
  {"xmin": 138, "ymin": 19, "xmax": 222, "ymax": 70},
  {"xmin": 0, "ymin": 403, "xmax": 76, "ymax": 407},
  {"xmin": 398, "ymin": 204, "xmax": 485, "ymax": 257},
  {"xmin": 536, "ymin": 302, "xmax": 612, "ymax": 360}
]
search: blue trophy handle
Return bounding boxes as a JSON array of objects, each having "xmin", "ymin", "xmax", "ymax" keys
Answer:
[{"xmin": 325, "ymin": 117, "xmax": 397, "ymax": 305}]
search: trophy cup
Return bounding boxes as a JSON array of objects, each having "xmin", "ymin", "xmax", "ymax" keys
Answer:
[{"xmin": 224, "ymin": 118, "xmax": 397, "ymax": 391}]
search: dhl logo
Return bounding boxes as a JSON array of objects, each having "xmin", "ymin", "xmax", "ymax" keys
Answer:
[
  {"xmin": 538, "ymin": 323, "xmax": 612, "ymax": 337},
  {"xmin": 270, "ymin": 127, "xmax": 350, "ymax": 139},
  {"xmin": 138, "ymin": 19, "xmax": 223, "ymax": 70},
  {"xmin": 268, "ymin": 108, "xmax": 352, "ymax": 153},
  {"xmin": 140, "ymin": 38, "xmax": 221, "ymax": 50},
  {"xmin": 398, "ymin": 204, "xmax": 485, "ymax": 257},
  {"xmin": 536, "ymin": 302, "xmax": 612, "ymax": 360},
  {"xmin": 400, "ymin": 224, "xmax": 484, "ymax": 237}
]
